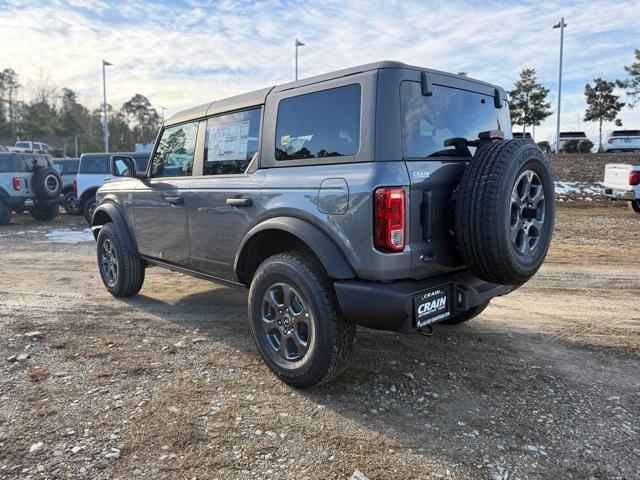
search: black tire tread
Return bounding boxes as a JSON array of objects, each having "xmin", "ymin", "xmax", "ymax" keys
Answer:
[
  {"xmin": 249, "ymin": 251, "xmax": 355, "ymax": 387},
  {"xmin": 628, "ymin": 200, "xmax": 640, "ymax": 214},
  {"xmin": 455, "ymin": 139, "xmax": 552, "ymax": 285},
  {"xmin": 97, "ymin": 222, "xmax": 145, "ymax": 297},
  {"xmin": 0, "ymin": 201, "xmax": 12, "ymax": 225}
]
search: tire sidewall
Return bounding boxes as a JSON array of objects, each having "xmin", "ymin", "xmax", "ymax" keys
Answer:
[
  {"xmin": 248, "ymin": 258, "xmax": 333, "ymax": 386},
  {"xmin": 33, "ymin": 169, "xmax": 62, "ymax": 200},
  {"xmin": 29, "ymin": 203, "xmax": 58, "ymax": 221},
  {"xmin": 64, "ymin": 191, "xmax": 81, "ymax": 215},
  {"xmin": 83, "ymin": 196, "xmax": 96, "ymax": 224},
  {"xmin": 498, "ymin": 145, "xmax": 555, "ymax": 278},
  {"xmin": 96, "ymin": 224, "xmax": 125, "ymax": 295}
]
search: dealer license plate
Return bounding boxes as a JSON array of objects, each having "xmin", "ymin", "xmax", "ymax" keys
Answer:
[{"xmin": 414, "ymin": 286, "xmax": 451, "ymax": 327}]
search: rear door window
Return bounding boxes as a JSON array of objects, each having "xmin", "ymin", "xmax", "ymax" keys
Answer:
[
  {"xmin": 275, "ymin": 84, "xmax": 361, "ymax": 161},
  {"xmin": 401, "ymin": 82, "xmax": 512, "ymax": 159},
  {"xmin": 0, "ymin": 154, "xmax": 16, "ymax": 172},
  {"xmin": 203, "ymin": 107, "xmax": 261, "ymax": 175}
]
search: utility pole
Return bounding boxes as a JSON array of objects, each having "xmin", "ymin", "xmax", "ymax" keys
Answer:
[
  {"xmin": 102, "ymin": 59, "xmax": 113, "ymax": 153},
  {"xmin": 295, "ymin": 39, "xmax": 305, "ymax": 81},
  {"xmin": 553, "ymin": 18, "xmax": 567, "ymax": 153},
  {"xmin": 75, "ymin": 135, "xmax": 79, "ymax": 157},
  {"xmin": 159, "ymin": 105, "xmax": 167, "ymax": 124}
]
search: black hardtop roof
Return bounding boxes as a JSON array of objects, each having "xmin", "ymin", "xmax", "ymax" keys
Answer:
[
  {"xmin": 559, "ymin": 131, "xmax": 587, "ymax": 137},
  {"xmin": 612, "ymin": 129, "xmax": 640, "ymax": 136},
  {"xmin": 0, "ymin": 152, "xmax": 51, "ymax": 159},
  {"xmin": 165, "ymin": 61, "xmax": 505, "ymax": 127}
]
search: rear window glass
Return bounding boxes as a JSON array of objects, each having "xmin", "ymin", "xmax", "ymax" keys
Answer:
[
  {"xmin": 15, "ymin": 142, "xmax": 30, "ymax": 148},
  {"xmin": 275, "ymin": 84, "xmax": 361, "ymax": 161},
  {"xmin": 612, "ymin": 130, "xmax": 640, "ymax": 137},
  {"xmin": 26, "ymin": 156, "xmax": 50, "ymax": 169},
  {"xmin": 0, "ymin": 154, "xmax": 16, "ymax": 172},
  {"xmin": 66, "ymin": 159, "xmax": 80, "ymax": 174},
  {"xmin": 401, "ymin": 82, "xmax": 511, "ymax": 159}
]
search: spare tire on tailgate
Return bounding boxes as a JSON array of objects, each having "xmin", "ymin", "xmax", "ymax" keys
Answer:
[
  {"xmin": 32, "ymin": 167, "xmax": 62, "ymax": 200},
  {"xmin": 455, "ymin": 139, "xmax": 555, "ymax": 285}
]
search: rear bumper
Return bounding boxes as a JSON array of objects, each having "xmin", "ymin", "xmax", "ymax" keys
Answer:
[
  {"xmin": 604, "ymin": 188, "xmax": 636, "ymax": 201},
  {"xmin": 2, "ymin": 194, "xmax": 64, "ymax": 210},
  {"xmin": 334, "ymin": 270, "xmax": 515, "ymax": 334}
]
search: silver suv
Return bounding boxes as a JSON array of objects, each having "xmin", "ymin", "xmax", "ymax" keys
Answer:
[
  {"xmin": 0, "ymin": 153, "xmax": 63, "ymax": 225},
  {"xmin": 91, "ymin": 62, "xmax": 555, "ymax": 387}
]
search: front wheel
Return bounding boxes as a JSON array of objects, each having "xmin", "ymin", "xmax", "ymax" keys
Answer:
[
  {"xmin": 629, "ymin": 200, "xmax": 640, "ymax": 214},
  {"xmin": 83, "ymin": 195, "xmax": 96, "ymax": 224},
  {"xmin": 248, "ymin": 252, "xmax": 355, "ymax": 388},
  {"xmin": 63, "ymin": 191, "xmax": 82, "ymax": 215},
  {"xmin": 96, "ymin": 222, "xmax": 145, "ymax": 297},
  {"xmin": 29, "ymin": 204, "xmax": 58, "ymax": 221}
]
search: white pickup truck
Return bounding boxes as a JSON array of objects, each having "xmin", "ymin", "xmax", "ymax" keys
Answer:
[{"xmin": 603, "ymin": 163, "xmax": 640, "ymax": 213}]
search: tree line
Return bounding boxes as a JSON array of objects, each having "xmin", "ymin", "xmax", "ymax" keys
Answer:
[
  {"xmin": 0, "ymin": 68, "xmax": 160, "ymax": 156},
  {"xmin": 508, "ymin": 48, "xmax": 639, "ymax": 151}
]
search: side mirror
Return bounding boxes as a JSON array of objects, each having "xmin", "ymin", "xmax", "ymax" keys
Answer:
[{"xmin": 110, "ymin": 155, "xmax": 143, "ymax": 178}]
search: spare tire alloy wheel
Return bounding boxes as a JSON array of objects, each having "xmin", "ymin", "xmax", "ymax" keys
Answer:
[
  {"xmin": 455, "ymin": 139, "xmax": 555, "ymax": 286},
  {"xmin": 262, "ymin": 282, "xmax": 313, "ymax": 362},
  {"xmin": 100, "ymin": 238, "xmax": 119, "ymax": 288},
  {"xmin": 32, "ymin": 168, "xmax": 62, "ymax": 200},
  {"xmin": 510, "ymin": 170, "xmax": 545, "ymax": 256}
]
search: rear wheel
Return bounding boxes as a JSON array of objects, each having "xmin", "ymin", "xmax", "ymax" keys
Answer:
[
  {"xmin": 96, "ymin": 222, "xmax": 145, "ymax": 297},
  {"xmin": 83, "ymin": 195, "xmax": 96, "ymax": 224},
  {"xmin": 29, "ymin": 204, "xmax": 58, "ymax": 221},
  {"xmin": 629, "ymin": 200, "xmax": 640, "ymax": 214},
  {"xmin": 0, "ymin": 201, "xmax": 12, "ymax": 225},
  {"xmin": 440, "ymin": 301, "xmax": 490, "ymax": 325},
  {"xmin": 248, "ymin": 252, "xmax": 355, "ymax": 388},
  {"xmin": 32, "ymin": 168, "xmax": 62, "ymax": 200},
  {"xmin": 63, "ymin": 191, "xmax": 81, "ymax": 215}
]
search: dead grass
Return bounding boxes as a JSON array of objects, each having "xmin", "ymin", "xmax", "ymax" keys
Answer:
[{"xmin": 27, "ymin": 368, "xmax": 50, "ymax": 382}]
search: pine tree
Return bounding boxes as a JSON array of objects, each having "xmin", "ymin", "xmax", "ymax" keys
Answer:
[
  {"xmin": 584, "ymin": 78, "xmax": 625, "ymax": 151},
  {"xmin": 617, "ymin": 48, "xmax": 640, "ymax": 107},
  {"xmin": 508, "ymin": 67, "xmax": 553, "ymax": 136}
]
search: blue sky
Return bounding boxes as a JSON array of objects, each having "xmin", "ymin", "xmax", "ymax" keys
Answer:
[{"xmin": 1, "ymin": 0, "xmax": 639, "ymax": 142}]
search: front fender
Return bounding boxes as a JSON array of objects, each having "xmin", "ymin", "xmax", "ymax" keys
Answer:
[
  {"xmin": 91, "ymin": 201, "xmax": 137, "ymax": 253},
  {"xmin": 235, "ymin": 216, "xmax": 355, "ymax": 280}
]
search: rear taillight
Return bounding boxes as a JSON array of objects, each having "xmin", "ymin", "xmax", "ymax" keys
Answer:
[
  {"xmin": 12, "ymin": 177, "xmax": 22, "ymax": 190},
  {"xmin": 374, "ymin": 187, "xmax": 406, "ymax": 252},
  {"xmin": 72, "ymin": 178, "xmax": 77, "ymax": 192},
  {"xmin": 629, "ymin": 171, "xmax": 640, "ymax": 186},
  {"xmin": 608, "ymin": 138, "xmax": 614, "ymax": 144}
]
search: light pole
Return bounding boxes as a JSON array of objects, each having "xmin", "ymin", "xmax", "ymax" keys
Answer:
[
  {"xmin": 102, "ymin": 59, "xmax": 113, "ymax": 153},
  {"xmin": 295, "ymin": 38, "xmax": 305, "ymax": 81},
  {"xmin": 159, "ymin": 105, "xmax": 167, "ymax": 124},
  {"xmin": 553, "ymin": 18, "xmax": 566, "ymax": 153}
]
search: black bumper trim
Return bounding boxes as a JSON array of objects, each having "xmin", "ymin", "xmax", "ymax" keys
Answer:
[{"xmin": 334, "ymin": 271, "xmax": 515, "ymax": 334}]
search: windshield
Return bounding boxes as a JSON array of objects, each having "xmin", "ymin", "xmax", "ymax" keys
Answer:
[{"xmin": 401, "ymin": 82, "xmax": 511, "ymax": 159}]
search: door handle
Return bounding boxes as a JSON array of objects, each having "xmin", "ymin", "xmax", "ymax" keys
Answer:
[
  {"xmin": 165, "ymin": 195, "xmax": 184, "ymax": 205},
  {"xmin": 226, "ymin": 197, "xmax": 252, "ymax": 207}
]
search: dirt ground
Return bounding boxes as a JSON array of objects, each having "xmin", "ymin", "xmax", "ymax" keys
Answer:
[{"xmin": 0, "ymin": 204, "xmax": 638, "ymax": 480}]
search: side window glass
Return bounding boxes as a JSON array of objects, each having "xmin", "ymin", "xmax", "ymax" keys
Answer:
[
  {"xmin": 275, "ymin": 84, "xmax": 361, "ymax": 161},
  {"xmin": 203, "ymin": 107, "xmax": 262, "ymax": 175},
  {"xmin": 151, "ymin": 122, "xmax": 198, "ymax": 178}
]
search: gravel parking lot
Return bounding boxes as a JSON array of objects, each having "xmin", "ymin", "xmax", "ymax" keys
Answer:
[{"xmin": 1, "ymin": 204, "xmax": 639, "ymax": 480}]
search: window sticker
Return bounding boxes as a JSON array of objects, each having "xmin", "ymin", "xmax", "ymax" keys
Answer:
[{"xmin": 207, "ymin": 120, "xmax": 251, "ymax": 163}]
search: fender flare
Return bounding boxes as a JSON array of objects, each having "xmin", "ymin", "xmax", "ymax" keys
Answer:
[
  {"xmin": 80, "ymin": 187, "xmax": 99, "ymax": 204},
  {"xmin": 91, "ymin": 201, "xmax": 137, "ymax": 253},
  {"xmin": 235, "ymin": 216, "xmax": 355, "ymax": 280}
]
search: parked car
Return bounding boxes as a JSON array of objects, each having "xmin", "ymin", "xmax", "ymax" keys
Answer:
[
  {"xmin": 551, "ymin": 131, "xmax": 589, "ymax": 152},
  {"xmin": 0, "ymin": 153, "xmax": 63, "ymax": 225},
  {"xmin": 0, "ymin": 145, "xmax": 9, "ymax": 152},
  {"xmin": 12, "ymin": 141, "xmax": 51, "ymax": 153},
  {"xmin": 603, "ymin": 163, "xmax": 640, "ymax": 213},
  {"xmin": 76, "ymin": 152, "xmax": 150, "ymax": 223},
  {"xmin": 52, "ymin": 157, "xmax": 81, "ymax": 214},
  {"xmin": 603, "ymin": 130, "xmax": 640, "ymax": 153},
  {"xmin": 91, "ymin": 61, "xmax": 555, "ymax": 387},
  {"xmin": 512, "ymin": 132, "xmax": 533, "ymax": 140}
]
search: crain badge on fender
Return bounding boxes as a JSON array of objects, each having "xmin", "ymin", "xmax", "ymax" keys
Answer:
[{"xmin": 412, "ymin": 171, "xmax": 430, "ymax": 179}]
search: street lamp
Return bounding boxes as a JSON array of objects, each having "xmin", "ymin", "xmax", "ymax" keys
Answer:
[
  {"xmin": 158, "ymin": 105, "xmax": 167, "ymax": 124},
  {"xmin": 295, "ymin": 38, "xmax": 305, "ymax": 81},
  {"xmin": 553, "ymin": 18, "xmax": 567, "ymax": 153},
  {"xmin": 102, "ymin": 59, "xmax": 113, "ymax": 153}
]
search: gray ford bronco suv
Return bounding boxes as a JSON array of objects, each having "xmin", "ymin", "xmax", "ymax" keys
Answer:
[
  {"xmin": 92, "ymin": 62, "xmax": 555, "ymax": 387},
  {"xmin": 0, "ymin": 153, "xmax": 63, "ymax": 225}
]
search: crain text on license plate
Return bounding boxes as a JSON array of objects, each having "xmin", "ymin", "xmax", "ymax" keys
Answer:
[{"xmin": 414, "ymin": 286, "xmax": 450, "ymax": 327}]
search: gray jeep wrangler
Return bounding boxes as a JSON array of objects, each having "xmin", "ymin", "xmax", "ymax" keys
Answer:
[
  {"xmin": 0, "ymin": 153, "xmax": 63, "ymax": 225},
  {"xmin": 91, "ymin": 62, "xmax": 555, "ymax": 387}
]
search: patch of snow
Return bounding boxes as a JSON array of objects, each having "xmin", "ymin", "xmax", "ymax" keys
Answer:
[
  {"xmin": 554, "ymin": 181, "xmax": 604, "ymax": 197},
  {"xmin": 45, "ymin": 228, "xmax": 94, "ymax": 243}
]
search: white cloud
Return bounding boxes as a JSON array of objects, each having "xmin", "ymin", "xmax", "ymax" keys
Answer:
[{"xmin": 0, "ymin": 0, "xmax": 638, "ymax": 142}]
